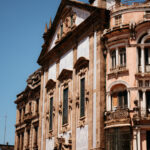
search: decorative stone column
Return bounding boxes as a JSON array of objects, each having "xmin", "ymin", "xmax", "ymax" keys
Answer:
[
  {"xmin": 133, "ymin": 129, "xmax": 137, "ymax": 150},
  {"xmin": 141, "ymin": 90, "xmax": 146, "ymax": 116},
  {"xmin": 107, "ymin": 93, "xmax": 111, "ymax": 111},
  {"xmin": 127, "ymin": 90, "xmax": 130, "ymax": 109},
  {"xmin": 141, "ymin": 47, "xmax": 145, "ymax": 73},
  {"xmin": 116, "ymin": 48, "xmax": 119, "ymax": 67},
  {"xmin": 137, "ymin": 129, "xmax": 141, "ymax": 150}
]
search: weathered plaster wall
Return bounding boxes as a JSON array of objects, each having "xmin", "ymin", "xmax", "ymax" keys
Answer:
[
  {"xmin": 46, "ymin": 137, "xmax": 54, "ymax": 150},
  {"xmin": 72, "ymin": 7, "xmax": 90, "ymax": 26},
  {"xmin": 77, "ymin": 37, "xmax": 89, "ymax": 59},
  {"xmin": 76, "ymin": 125, "xmax": 88, "ymax": 150},
  {"xmin": 59, "ymin": 49, "xmax": 73, "ymax": 73},
  {"xmin": 48, "ymin": 63, "xmax": 56, "ymax": 80}
]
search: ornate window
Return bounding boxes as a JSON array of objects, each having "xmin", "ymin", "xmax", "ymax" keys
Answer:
[
  {"xmin": 49, "ymin": 97, "xmax": 53, "ymax": 130},
  {"xmin": 74, "ymin": 57, "xmax": 89, "ymax": 127},
  {"xmin": 80, "ymin": 78, "xmax": 85, "ymax": 118},
  {"xmin": 45, "ymin": 79, "xmax": 56, "ymax": 137},
  {"xmin": 58, "ymin": 69, "xmax": 73, "ymax": 133},
  {"xmin": 63, "ymin": 88, "xmax": 68, "ymax": 125}
]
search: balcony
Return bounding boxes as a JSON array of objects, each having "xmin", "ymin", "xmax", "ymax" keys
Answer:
[{"xmin": 105, "ymin": 108, "xmax": 130, "ymax": 127}]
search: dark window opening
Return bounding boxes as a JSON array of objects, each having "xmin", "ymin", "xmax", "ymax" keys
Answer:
[
  {"xmin": 63, "ymin": 88, "xmax": 68, "ymax": 125},
  {"xmin": 80, "ymin": 78, "xmax": 85, "ymax": 118},
  {"xmin": 49, "ymin": 97, "xmax": 53, "ymax": 130}
]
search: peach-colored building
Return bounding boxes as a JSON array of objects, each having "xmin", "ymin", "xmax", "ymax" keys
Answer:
[{"xmin": 14, "ymin": 0, "xmax": 150, "ymax": 150}]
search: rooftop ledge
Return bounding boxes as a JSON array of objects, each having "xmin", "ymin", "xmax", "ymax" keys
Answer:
[{"xmin": 109, "ymin": 1, "xmax": 150, "ymax": 14}]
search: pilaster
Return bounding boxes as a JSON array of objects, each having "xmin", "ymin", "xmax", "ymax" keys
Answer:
[
  {"xmin": 72, "ymin": 45, "xmax": 77, "ymax": 150},
  {"xmin": 88, "ymin": 32, "xmax": 94, "ymax": 149}
]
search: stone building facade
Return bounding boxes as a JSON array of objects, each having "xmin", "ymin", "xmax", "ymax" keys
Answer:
[{"xmin": 14, "ymin": 0, "xmax": 150, "ymax": 150}]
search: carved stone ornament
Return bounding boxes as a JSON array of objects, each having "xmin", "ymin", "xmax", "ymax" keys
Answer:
[
  {"xmin": 79, "ymin": 117, "xmax": 85, "ymax": 128},
  {"xmin": 53, "ymin": 106, "xmax": 56, "ymax": 117},
  {"xmin": 106, "ymin": 108, "xmax": 129, "ymax": 121},
  {"xmin": 74, "ymin": 57, "xmax": 89, "ymax": 73},
  {"xmin": 69, "ymin": 97, "xmax": 72, "ymax": 110},
  {"xmin": 27, "ymin": 69, "xmax": 41, "ymax": 90},
  {"xmin": 130, "ymin": 22, "xmax": 136, "ymax": 40},
  {"xmin": 48, "ymin": 130, "xmax": 53, "ymax": 139},
  {"xmin": 58, "ymin": 69, "xmax": 73, "ymax": 83},
  {"xmin": 85, "ymin": 89, "xmax": 89, "ymax": 102},
  {"xmin": 76, "ymin": 92, "xmax": 79, "ymax": 107},
  {"xmin": 62, "ymin": 125, "xmax": 68, "ymax": 133},
  {"xmin": 45, "ymin": 79, "xmax": 56, "ymax": 92},
  {"xmin": 59, "ymin": 101, "xmax": 62, "ymax": 114}
]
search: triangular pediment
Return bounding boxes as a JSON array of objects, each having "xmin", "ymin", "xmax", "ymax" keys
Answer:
[{"xmin": 37, "ymin": 0, "xmax": 98, "ymax": 65}]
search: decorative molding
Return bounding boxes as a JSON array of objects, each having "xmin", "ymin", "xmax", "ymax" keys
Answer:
[
  {"xmin": 45, "ymin": 79, "xmax": 56, "ymax": 92},
  {"xmin": 58, "ymin": 69, "xmax": 73, "ymax": 83},
  {"xmin": 27, "ymin": 69, "xmax": 41, "ymax": 90},
  {"xmin": 108, "ymin": 67, "xmax": 129, "ymax": 79},
  {"xmin": 74, "ymin": 57, "xmax": 89, "ymax": 73}
]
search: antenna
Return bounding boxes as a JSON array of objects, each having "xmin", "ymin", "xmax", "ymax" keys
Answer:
[{"xmin": 3, "ymin": 114, "xmax": 7, "ymax": 144}]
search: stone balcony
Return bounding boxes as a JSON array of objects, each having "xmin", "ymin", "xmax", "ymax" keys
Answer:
[{"xmin": 105, "ymin": 108, "xmax": 131, "ymax": 128}]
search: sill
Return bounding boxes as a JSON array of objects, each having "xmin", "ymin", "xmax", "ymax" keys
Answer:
[
  {"xmin": 62, "ymin": 123, "xmax": 68, "ymax": 127},
  {"xmin": 49, "ymin": 129, "xmax": 53, "ymax": 133},
  {"xmin": 80, "ymin": 116, "xmax": 85, "ymax": 121}
]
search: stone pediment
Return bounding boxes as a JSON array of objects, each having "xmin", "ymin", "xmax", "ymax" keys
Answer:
[
  {"xmin": 58, "ymin": 69, "xmax": 73, "ymax": 82},
  {"xmin": 74, "ymin": 57, "xmax": 89, "ymax": 72},
  {"xmin": 45, "ymin": 79, "xmax": 56, "ymax": 91},
  {"xmin": 37, "ymin": 0, "xmax": 100, "ymax": 65}
]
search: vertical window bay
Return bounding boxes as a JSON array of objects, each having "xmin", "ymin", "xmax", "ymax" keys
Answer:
[
  {"xmin": 63, "ymin": 88, "xmax": 68, "ymax": 125},
  {"xmin": 80, "ymin": 78, "xmax": 85, "ymax": 117},
  {"xmin": 49, "ymin": 97, "xmax": 53, "ymax": 130}
]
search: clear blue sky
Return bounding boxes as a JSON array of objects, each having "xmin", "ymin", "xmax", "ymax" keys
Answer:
[{"xmin": 0, "ymin": 0, "xmax": 88, "ymax": 145}]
